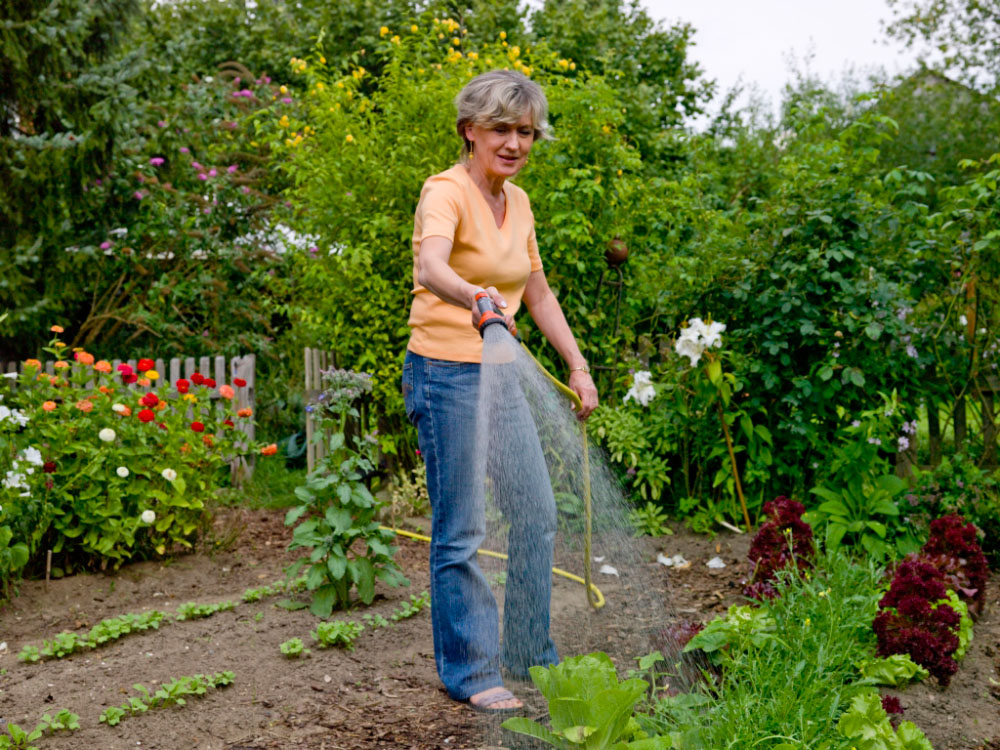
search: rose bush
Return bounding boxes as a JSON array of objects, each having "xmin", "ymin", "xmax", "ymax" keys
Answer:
[{"xmin": 0, "ymin": 330, "xmax": 271, "ymax": 596}]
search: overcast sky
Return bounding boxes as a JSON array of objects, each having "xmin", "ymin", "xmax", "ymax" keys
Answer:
[{"xmin": 643, "ymin": 0, "xmax": 921, "ymax": 115}]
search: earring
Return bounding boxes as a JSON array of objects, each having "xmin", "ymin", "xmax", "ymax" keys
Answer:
[{"xmin": 469, "ymin": 143, "xmax": 474, "ymax": 160}]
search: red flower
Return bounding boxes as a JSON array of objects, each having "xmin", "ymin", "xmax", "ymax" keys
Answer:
[
  {"xmin": 123, "ymin": 373, "xmax": 138, "ymax": 384},
  {"xmin": 202, "ymin": 435, "xmax": 213, "ymax": 446},
  {"xmin": 159, "ymin": 422, "xmax": 168, "ymax": 430},
  {"xmin": 190, "ymin": 421, "xmax": 205, "ymax": 432},
  {"xmin": 138, "ymin": 358, "xmax": 155, "ymax": 372},
  {"xmin": 233, "ymin": 378, "xmax": 247, "ymax": 387},
  {"xmin": 223, "ymin": 418, "xmax": 234, "ymax": 429},
  {"xmin": 117, "ymin": 363, "xmax": 133, "ymax": 375},
  {"xmin": 176, "ymin": 379, "xmax": 190, "ymax": 394},
  {"xmin": 138, "ymin": 408, "xmax": 156, "ymax": 423},
  {"xmin": 261, "ymin": 443, "xmax": 278, "ymax": 456},
  {"xmin": 191, "ymin": 372, "xmax": 205, "ymax": 385},
  {"xmin": 203, "ymin": 377, "xmax": 217, "ymax": 388},
  {"xmin": 43, "ymin": 461, "xmax": 57, "ymax": 474},
  {"xmin": 140, "ymin": 392, "xmax": 159, "ymax": 407}
]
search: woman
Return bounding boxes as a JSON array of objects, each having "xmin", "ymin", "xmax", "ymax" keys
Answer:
[{"xmin": 401, "ymin": 70, "xmax": 598, "ymax": 712}]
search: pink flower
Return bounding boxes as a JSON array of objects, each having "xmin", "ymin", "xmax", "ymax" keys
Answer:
[
  {"xmin": 100, "ymin": 241, "xmax": 112, "ymax": 250},
  {"xmin": 198, "ymin": 173, "xmax": 208, "ymax": 181},
  {"xmin": 191, "ymin": 161, "xmax": 203, "ymax": 170},
  {"xmin": 149, "ymin": 157, "xmax": 165, "ymax": 166},
  {"xmin": 157, "ymin": 120, "xmax": 167, "ymax": 128},
  {"xmin": 240, "ymin": 186, "xmax": 251, "ymax": 194},
  {"xmin": 202, "ymin": 207, "xmax": 211, "ymax": 214},
  {"xmin": 219, "ymin": 384, "xmax": 235, "ymax": 399},
  {"xmin": 227, "ymin": 165, "xmax": 238, "ymax": 174},
  {"xmin": 208, "ymin": 168, "xmax": 217, "ymax": 177},
  {"xmin": 179, "ymin": 147, "xmax": 190, "ymax": 154},
  {"xmin": 134, "ymin": 190, "xmax": 145, "ymax": 200},
  {"xmin": 281, "ymin": 97, "xmax": 293, "ymax": 104}
]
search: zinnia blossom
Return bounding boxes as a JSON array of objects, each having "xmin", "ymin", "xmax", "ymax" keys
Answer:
[
  {"xmin": 219, "ymin": 384, "xmax": 235, "ymax": 399},
  {"xmin": 261, "ymin": 443, "xmax": 278, "ymax": 456},
  {"xmin": 138, "ymin": 358, "xmax": 155, "ymax": 372},
  {"xmin": 138, "ymin": 408, "xmax": 156, "ymax": 423},
  {"xmin": 141, "ymin": 509, "xmax": 156, "ymax": 524},
  {"xmin": 94, "ymin": 360, "xmax": 112, "ymax": 373},
  {"xmin": 146, "ymin": 370, "xmax": 159, "ymax": 380},
  {"xmin": 202, "ymin": 435, "xmax": 213, "ymax": 446},
  {"xmin": 75, "ymin": 400, "xmax": 94, "ymax": 413},
  {"xmin": 123, "ymin": 373, "xmax": 138, "ymax": 384},
  {"xmin": 191, "ymin": 373, "xmax": 205, "ymax": 385},
  {"xmin": 237, "ymin": 407, "xmax": 253, "ymax": 418},
  {"xmin": 203, "ymin": 378, "xmax": 217, "ymax": 388},
  {"xmin": 42, "ymin": 401, "xmax": 57, "ymax": 412},
  {"xmin": 53, "ymin": 361, "xmax": 70, "ymax": 370},
  {"xmin": 137, "ymin": 378, "xmax": 151, "ymax": 387},
  {"xmin": 140, "ymin": 392, "xmax": 159, "ymax": 407},
  {"xmin": 233, "ymin": 378, "xmax": 247, "ymax": 387},
  {"xmin": 190, "ymin": 421, "xmax": 205, "ymax": 432},
  {"xmin": 161, "ymin": 468, "xmax": 177, "ymax": 481},
  {"xmin": 24, "ymin": 358, "xmax": 42, "ymax": 370},
  {"xmin": 116, "ymin": 466, "xmax": 129, "ymax": 478},
  {"xmin": 98, "ymin": 428, "xmax": 116, "ymax": 442},
  {"xmin": 74, "ymin": 351, "xmax": 95, "ymax": 365},
  {"xmin": 50, "ymin": 325, "xmax": 64, "ymax": 333},
  {"xmin": 117, "ymin": 363, "xmax": 133, "ymax": 374},
  {"xmin": 176, "ymin": 378, "xmax": 190, "ymax": 393}
]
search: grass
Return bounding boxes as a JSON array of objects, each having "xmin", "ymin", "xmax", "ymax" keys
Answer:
[
  {"xmin": 646, "ymin": 549, "xmax": 886, "ymax": 747},
  {"xmin": 215, "ymin": 456, "xmax": 305, "ymax": 510}
]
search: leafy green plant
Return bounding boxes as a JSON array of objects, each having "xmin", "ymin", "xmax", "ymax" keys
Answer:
[
  {"xmin": 18, "ymin": 610, "xmax": 165, "ymax": 662},
  {"xmin": 0, "ymin": 723, "xmax": 43, "ymax": 750},
  {"xmin": 381, "ymin": 460, "xmax": 429, "ymax": 524},
  {"xmin": 37, "ymin": 710, "xmax": 79, "ymax": 733},
  {"xmin": 390, "ymin": 591, "xmax": 430, "ymax": 621},
  {"xmin": 285, "ymin": 369, "xmax": 407, "ymax": 617},
  {"xmin": 856, "ymin": 654, "xmax": 929, "ymax": 686},
  {"xmin": 240, "ymin": 575, "xmax": 307, "ymax": 603},
  {"xmin": 361, "ymin": 613, "xmax": 390, "ymax": 629},
  {"xmin": 175, "ymin": 600, "xmax": 236, "ymax": 621},
  {"xmin": 837, "ymin": 690, "xmax": 932, "ymax": 750},
  {"xmin": 683, "ymin": 605, "xmax": 781, "ymax": 665},
  {"xmin": 279, "ymin": 637, "xmax": 310, "ymax": 658},
  {"xmin": 628, "ymin": 502, "xmax": 673, "ymax": 538},
  {"xmin": 98, "ymin": 672, "xmax": 234, "ymax": 727},
  {"xmin": 312, "ymin": 620, "xmax": 364, "ymax": 650},
  {"xmin": 501, "ymin": 652, "xmax": 665, "ymax": 749}
]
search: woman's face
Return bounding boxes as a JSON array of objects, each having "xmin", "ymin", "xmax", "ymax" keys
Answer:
[{"xmin": 466, "ymin": 113, "xmax": 535, "ymax": 180}]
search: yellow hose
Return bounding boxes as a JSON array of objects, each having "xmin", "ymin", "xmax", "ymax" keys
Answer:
[{"xmin": 383, "ymin": 526, "xmax": 605, "ymax": 609}]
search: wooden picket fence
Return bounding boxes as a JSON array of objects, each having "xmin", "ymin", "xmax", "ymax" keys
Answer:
[
  {"xmin": 303, "ymin": 347, "xmax": 335, "ymax": 474},
  {"xmin": 1, "ymin": 354, "xmax": 258, "ymax": 482}
]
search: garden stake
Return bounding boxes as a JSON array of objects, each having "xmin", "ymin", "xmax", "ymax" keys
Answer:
[{"xmin": 718, "ymin": 401, "xmax": 753, "ymax": 533}]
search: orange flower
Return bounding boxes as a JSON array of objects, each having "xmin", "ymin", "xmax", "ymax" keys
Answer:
[
  {"xmin": 156, "ymin": 401, "xmax": 167, "ymax": 411},
  {"xmin": 202, "ymin": 435, "xmax": 214, "ymax": 446},
  {"xmin": 94, "ymin": 360, "xmax": 112, "ymax": 373},
  {"xmin": 53, "ymin": 361, "xmax": 70, "ymax": 370},
  {"xmin": 120, "ymin": 405, "xmax": 132, "ymax": 417},
  {"xmin": 75, "ymin": 399, "xmax": 94, "ymax": 413},
  {"xmin": 24, "ymin": 358, "xmax": 41, "ymax": 370},
  {"xmin": 75, "ymin": 351, "xmax": 95, "ymax": 365},
  {"xmin": 137, "ymin": 377, "xmax": 151, "ymax": 387},
  {"xmin": 99, "ymin": 385, "xmax": 111, "ymax": 394},
  {"xmin": 50, "ymin": 325, "xmax": 64, "ymax": 333},
  {"xmin": 260, "ymin": 443, "xmax": 278, "ymax": 456},
  {"xmin": 237, "ymin": 407, "xmax": 253, "ymax": 418},
  {"xmin": 36, "ymin": 373, "xmax": 50, "ymax": 382},
  {"xmin": 219, "ymin": 384, "xmax": 235, "ymax": 400},
  {"xmin": 42, "ymin": 401, "xmax": 57, "ymax": 412},
  {"xmin": 180, "ymin": 443, "xmax": 191, "ymax": 454}
]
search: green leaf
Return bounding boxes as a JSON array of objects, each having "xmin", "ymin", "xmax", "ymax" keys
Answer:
[
  {"xmin": 706, "ymin": 358, "xmax": 722, "ymax": 386},
  {"xmin": 500, "ymin": 717, "xmax": 563, "ymax": 747},
  {"xmin": 172, "ymin": 477, "xmax": 187, "ymax": 495},
  {"xmin": 309, "ymin": 585, "xmax": 338, "ymax": 618}
]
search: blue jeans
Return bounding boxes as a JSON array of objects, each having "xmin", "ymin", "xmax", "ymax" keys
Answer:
[{"xmin": 402, "ymin": 350, "xmax": 558, "ymax": 700}]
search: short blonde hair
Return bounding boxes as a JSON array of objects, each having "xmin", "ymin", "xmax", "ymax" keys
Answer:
[{"xmin": 455, "ymin": 70, "xmax": 552, "ymax": 156}]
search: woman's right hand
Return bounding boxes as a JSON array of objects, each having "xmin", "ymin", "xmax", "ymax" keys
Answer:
[{"xmin": 470, "ymin": 286, "xmax": 516, "ymax": 334}]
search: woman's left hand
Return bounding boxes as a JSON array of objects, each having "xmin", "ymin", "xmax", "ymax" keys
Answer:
[{"xmin": 569, "ymin": 370, "xmax": 598, "ymax": 420}]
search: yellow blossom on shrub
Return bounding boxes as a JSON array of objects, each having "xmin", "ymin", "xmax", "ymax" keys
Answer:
[
  {"xmin": 410, "ymin": 24, "xmax": 418, "ymax": 32},
  {"xmin": 390, "ymin": 35, "xmax": 400, "ymax": 44},
  {"xmin": 279, "ymin": 114, "xmax": 290, "ymax": 128},
  {"xmin": 279, "ymin": 85, "xmax": 288, "ymax": 94},
  {"xmin": 499, "ymin": 31, "xmax": 507, "ymax": 39},
  {"xmin": 345, "ymin": 134, "xmax": 354, "ymax": 143},
  {"xmin": 452, "ymin": 37, "xmax": 460, "ymax": 46},
  {"xmin": 319, "ymin": 55, "xmax": 326, "ymax": 64},
  {"xmin": 379, "ymin": 25, "xmax": 389, "ymax": 36}
]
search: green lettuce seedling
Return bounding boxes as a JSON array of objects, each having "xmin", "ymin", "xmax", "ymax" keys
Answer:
[
  {"xmin": 312, "ymin": 620, "xmax": 364, "ymax": 650},
  {"xmin": 502, "ymin": 652, "xmax": 671, "ymax": 749},
  {"xmin": 837, "ymin": 690, "xmax": 932, "ymax": 750},
  {"xmin": 856, "ymin": 654, "xmax": 929, "ymax": 686}
]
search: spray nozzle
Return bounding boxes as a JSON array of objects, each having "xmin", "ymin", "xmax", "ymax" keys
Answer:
[{"xmin": 475, "ymin": 290, "xmax": 508, "ymax": 338}]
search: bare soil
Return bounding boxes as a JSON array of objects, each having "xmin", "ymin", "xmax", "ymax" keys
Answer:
[{"xmin": 0, "ymin": 509, "xmax": 997, "ymax": 749}]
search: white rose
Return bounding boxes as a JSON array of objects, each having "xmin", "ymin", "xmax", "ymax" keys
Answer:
[
  {"xmin": 141, "ymin": 509, "xmax": 156, "ymax": 524},
  {"xmin": 116, "ymin": 466, "xmax": 129, "ymax": 478},
  {"xmin": 98, "ymin": 428, "xmax": 117, "ymax": 443},
  {"xmin": 161, "ymin": 468, "xmax": 177, "ymax": 482},
  {"xmin": 112, "ymin": 404, "xmax": 127, "ymax": 414}
]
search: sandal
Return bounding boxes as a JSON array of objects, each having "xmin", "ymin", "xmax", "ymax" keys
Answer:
[{"xmin": 464, "ymin": 687, "xmax": 523, "ymax": 715}]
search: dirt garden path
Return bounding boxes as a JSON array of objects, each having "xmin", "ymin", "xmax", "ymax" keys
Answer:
[{"xmin": 0, "ymin": 509, "xmax": 997, "ymax": 749}]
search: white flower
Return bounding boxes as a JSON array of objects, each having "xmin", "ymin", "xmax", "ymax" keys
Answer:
[
  {"xmin": 675, "ymin": 317, "xmax": 726, "ymax": 367},
  {"xmin": 906, "ymin": 344, "xmax": 918, "ymax": 359},
  {"xmin": 98, "ymin": 428, "xmax": 117, "ymax": 443},
  {"xmin": 141, "ymin": 510, "xmax": 156, "ymax": 524},
  {"xmin": 21, "ymin": 447, "xmax": 43, "ymax": 466},
  {"xmin": 0, "ymin": 405, "xmax": 29, "ymax": 427},
  {"xmin": 116, "ymin": 466, "xmax": 130, "ymax": 478},
  {"xmin": 2, "ymin": 372, "xmax": 17, "ymax": 380},
  {"xmin": 2, "ymin": 470, "xmax": 28, "ymax": 491},
  {"xmin": 623, "ymin": 370, "xmax": 656, "ymax": 407},
  {"xmin": 898, "ymin": 436, "xmax": 910, "ymax": 451},
  {"xmin": 959, "ymin": 314, "xmax": 968, "ymax": 326},
  {"xmin": 112, "ymin": 403, "xmax": 127, "ymax": 414},
  {"xmin": 161, "ymin": 468, "xmax": 177, "ymax": 482}
]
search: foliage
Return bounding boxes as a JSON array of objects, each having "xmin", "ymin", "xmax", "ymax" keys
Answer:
[
  {"xmin": 683, "ymin": 605, "xmax": 780, "ymax": 666},
  {"xmin": 18, "ymin": 610, "xmax": 165, "ymax": 662},
  {"xmin": 312, "ymin": 620, "xmax": 365, "ymax": 650},
  {"xmin": 174, "ymin": 599, "xmax": 236, "ymax": 621},
  {"xmin": 628, "ymin": 501, "xmax": 673, "ymax": 538},
  {"xmin": 743, "ymin": 496, "xmax": 815, "ymax": 600},
  {"xmin": 0, "ymin": 709, "xmax": 80, "ymax": 749},
  {"xmin": 381, "ymin": 459, "xmax": 429, "ymax": 524},
  {"xmin": 837, "ymin": 690, "xmax": 933, "ymax": 750},
  {"xmin": 285, "ymin": 368, "xmax": 407, "ymax": 617},
  {"xmin": 856, "ymin": 654, "xmax": 929, "ymax": 686},
  {"xmin": 872, "ymin": 559, "xmax": 963, "ymax": 684},
  {"xmin": 98, "ymin": 671, "xmax": 234, "ymax": 726},
  {"xmin": 650, "ymin": 550, "xmax": 885, "ymax": 747},
  {"xmin": 391, "ymin": 590, "xmax": 431, "ymax": 621},
  {"xmin": 240, "ymin": 576, "xmax": 307, "ymax": 603},
  {"xmin": 917, "ymin": 513, "xmax": 989, "ymax": 604},
  {"xmin": 501, "ymin": 652, "xmax": 665, "ymax": 749},
  {"xmin": 279, "ymin": 637, "xmax": 311, "ymax": 658}
]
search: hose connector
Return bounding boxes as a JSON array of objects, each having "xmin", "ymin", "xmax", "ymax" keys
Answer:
[{"xmin": 474, "ymin": 289, "xmax": 508, "ymax": 338}]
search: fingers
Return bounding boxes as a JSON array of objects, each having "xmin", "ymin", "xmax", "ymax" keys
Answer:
[
  {"xmin": 568, "ymin": 371, "xmax": 598, "ymax": 420},
  {"xmin": 486, "ymin": 285, "xmax": 507, "ymax": 309}
]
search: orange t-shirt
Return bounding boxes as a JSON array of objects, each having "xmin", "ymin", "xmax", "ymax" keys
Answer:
[{"xmin": 407, "ymin": 164, "xmax": 543, "ymax": 363}]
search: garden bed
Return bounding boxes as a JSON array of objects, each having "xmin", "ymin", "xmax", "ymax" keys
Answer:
[{"xmin": 0, "ymin": 509, "xmax": 996, "ymax": 749}]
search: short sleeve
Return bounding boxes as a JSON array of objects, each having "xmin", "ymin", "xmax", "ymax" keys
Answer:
[
  {"xmin": 527, "ymin": 207, "xmax": 543, "ymax": 272},
  {"xmin": 417, "ymin": 177, "xmax": 461, "ymax": 243}
]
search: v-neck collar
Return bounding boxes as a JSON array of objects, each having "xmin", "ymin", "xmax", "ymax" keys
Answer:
[{"xmin": 461, "ymin": 164, "xmax": 508, "ymax": 230}]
